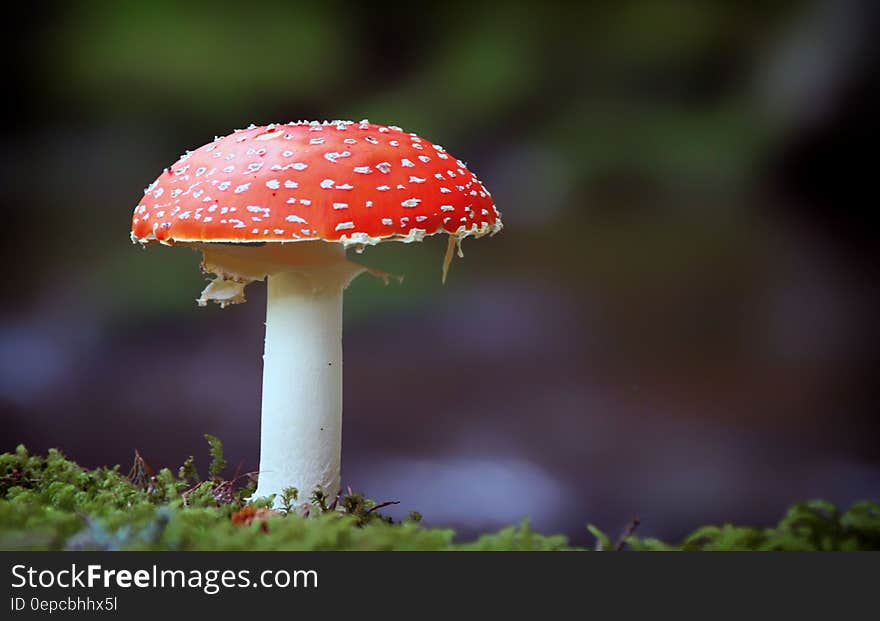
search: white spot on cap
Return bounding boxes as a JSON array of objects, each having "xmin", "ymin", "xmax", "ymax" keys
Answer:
[
  {"xmin": 234, "ymin": 183, "xmax": 251, "ymax": 194},
  {"xmin": 333, "ymin": 202, "xmax": 349, "ymax": 210},
  {"xmin": 284, "ymin": 180, "xmax": 298, "ymax": 189},
  {"xmin": 286, "ymin": 215, "xmax": 307, "ymax": 223},
  {"xmin": 256, "ymin": 129, "xmax": 285, "ymax": 141},
  {"xmin": 401, "ymin": 158, "xmax": 415, "ymax": 167},
  {"xmin": 401, "ymin": 198, "xmax": 421, "ymax": 208},
  {"xmin": 320, "ymin": 179, "xmax": 335, "ymax": 189},
  {"xmin": 409, "ymin": 176, "xmax": 426, "ymax": 184},
  {"xmin": 354, "ymin": 166, "xmax": 372, "ymax": 174},
  {"xmin": 336, "ymin": 221, "xmax": 355, "ymax": 231},
  {"xmin": 325, "ymin": 151, "xmax": 351, "ymax": 163},
  {"xmin": 266, "ymin": 179, "xmax": 280, "ymax": 189},
  {"xmin": 376, "ymin": 185, "xmax": 390, "ymax": 191},
  {"xmin": 440, "ymin": 205, "xmax": 455, "ymax": 212},
  {"xmin": 382, "ymin": 218, "xmax": 393, "ymax": 225}
]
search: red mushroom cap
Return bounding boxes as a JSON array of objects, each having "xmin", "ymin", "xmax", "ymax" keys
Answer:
[{"xmin": 131, "ymin": 120, "xmax": 502, "ymax": 248}]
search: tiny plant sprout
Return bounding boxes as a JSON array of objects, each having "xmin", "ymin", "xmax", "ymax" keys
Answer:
[{"xmin": 130, "ymin": 120, "xmax": 503, "ymax": 507}]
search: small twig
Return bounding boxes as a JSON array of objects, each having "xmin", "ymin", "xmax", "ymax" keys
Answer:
[
  {"xmin": 179, "ymin": 481, "xmax": 204, "ymax": 507},
  {"xmin": 615, "ymin": 518, "xmax": 641, "ymax": 551},
  {"xmin": 180, "ymin": 471, "xmax": 254, "ymax": 505},
  {"xmin": 366, "ymin": 500, "xmax": 400, "ymax": 514},
  {"xmin": 230, "ymin": 470, "xmax": 258, "ymax": 486},
  {"xmin": 231, "ymin": 460, "xmax": 244, "ymax": 482}
]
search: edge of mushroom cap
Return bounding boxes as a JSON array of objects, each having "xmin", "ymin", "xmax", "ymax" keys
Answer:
[{"xmin": 131, "ymin": 210, "xmax": 503, "ymax": 250}]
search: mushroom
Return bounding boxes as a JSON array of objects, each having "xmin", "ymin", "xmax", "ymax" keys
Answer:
[{"xmin": 130, "ymin": 120, "xmax": 502, "ymax": 506}]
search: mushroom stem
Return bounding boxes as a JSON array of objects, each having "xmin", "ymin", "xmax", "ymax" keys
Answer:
[{"xmin": 253, "ymin": 257, "xmax": 352, "ymax": 506}]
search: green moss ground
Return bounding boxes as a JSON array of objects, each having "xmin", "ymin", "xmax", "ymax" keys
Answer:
[{"xmin": 1, "ymin": 437, "xmax": 877, "ymax": 551}]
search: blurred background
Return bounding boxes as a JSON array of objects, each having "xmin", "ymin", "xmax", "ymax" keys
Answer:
[{"xmin": 2, "ymin": 0, "xmax": 878, "ymax": 544}]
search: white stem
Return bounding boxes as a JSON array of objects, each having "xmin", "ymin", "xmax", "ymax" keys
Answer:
[{"xmin": 253, "ymin": 267, "xmax": 346, "ymax": 506}]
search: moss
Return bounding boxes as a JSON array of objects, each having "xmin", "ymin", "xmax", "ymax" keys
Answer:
[
  {"xmin": 625, "ymin": 500, "xmax": 880, "ymax": 552},
  {"xmin": 203, "ymin": 434, "xmax": 227, "ymax": 481},
  {"xmin": 1, "ymin": 440, "xmax": 877, "ymax": 551}
]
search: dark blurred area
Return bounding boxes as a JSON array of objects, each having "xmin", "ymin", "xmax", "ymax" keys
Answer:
[{"xmin": 2, "ymin": 0, "xmax": 878, "ymax": 543}]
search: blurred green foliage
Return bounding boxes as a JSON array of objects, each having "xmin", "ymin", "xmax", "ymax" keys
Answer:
[
  {"xmin": 45, "ymin": 1, "xmax": 353, "ymax": 118},
  {"xmin": 1, "ymin": 441, "xmax": 876, "ymax": 551},
  {"xmin": 13, "ymin": 0, "xmax": 809, "ymax": 322}
]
